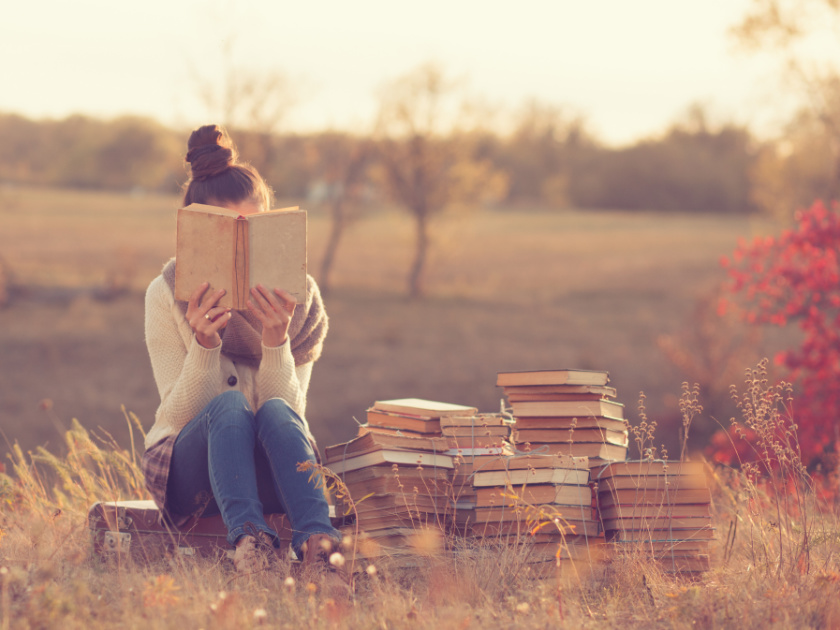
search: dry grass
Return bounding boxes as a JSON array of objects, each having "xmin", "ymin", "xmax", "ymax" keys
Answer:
[
  {"xmin": 0, "ymin": 185, "xmax": 796, "ymax": 464},
  {"xmin": 3, "ymin": 366, "xmax": 840, "ymax": 629}
]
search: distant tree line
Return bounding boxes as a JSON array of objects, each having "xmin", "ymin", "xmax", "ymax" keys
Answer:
[{"xmin": 2, "ymin": 98, "xmax": 829, "ymax": 218}]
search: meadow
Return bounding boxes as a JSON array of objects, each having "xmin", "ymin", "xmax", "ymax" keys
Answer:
[
  {"xmin": 2, "ymin": 185, "xmax": 838, "ymax": 628},
  {"xmin": 0, "ymin": 185, "xmax": 788, "ymax": 460}
]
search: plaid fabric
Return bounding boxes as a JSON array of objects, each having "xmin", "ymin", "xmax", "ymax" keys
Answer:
[{"xmin": 141, "ymin": 435, "xmax": 193, "ymax": 526}]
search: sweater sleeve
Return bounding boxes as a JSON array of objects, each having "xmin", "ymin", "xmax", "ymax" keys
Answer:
[
  {"xmin": 144, "ymin": 276, "xmax": 224, "ymax": 437},
  {"xmin": 255, "ymin": 341, "xmax": 313, "ymax": 418}
]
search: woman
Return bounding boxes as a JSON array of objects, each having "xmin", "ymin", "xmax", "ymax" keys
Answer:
[{"xmin": 141, "ymin": 124, "xmax": 340, "ymax": 573}]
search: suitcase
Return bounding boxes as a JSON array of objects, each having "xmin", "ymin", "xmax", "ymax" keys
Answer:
[{"xmin": 88, "ymin": 499, "xmax": 339, "ymax": 563}]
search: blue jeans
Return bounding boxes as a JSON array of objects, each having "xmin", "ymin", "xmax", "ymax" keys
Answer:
[{"xmin": 167, "ymin": 390, "xmax": 339, "ymax": 553}]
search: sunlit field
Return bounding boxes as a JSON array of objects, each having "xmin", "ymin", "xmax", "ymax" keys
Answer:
[
  {"xmin": 2, "ymin": 185, "xmax": 838, "ymax": 628},
  {"xmin": 0, "ymin": 185, "xmax": 790, "ymax": 460}
]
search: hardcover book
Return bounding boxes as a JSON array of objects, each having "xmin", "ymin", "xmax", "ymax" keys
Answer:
[{"xmin": 174, "ymin": 203, "xmax": 307, "ymax": 309}]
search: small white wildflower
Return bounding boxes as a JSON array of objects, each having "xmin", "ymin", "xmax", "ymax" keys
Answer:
[
  {"xmin": 329, "ymin": 552, "xmax": 345, "ymax": 568},
  {"xmin": 342, "ymin": 535, "xmax": 353, "ymax": 548},
  {"xmin": 0, "ymin": 567, "xmax": 8, "ymax": 576},
  {"xmin": 366, "ymin": 564, "xmax": 377, "ymax": 576},
  {"xmin": 516, "ymin": 602, "xmax": 530, "ymax": 614},
  {"xmin": 284, "ymin": 576, "xmax": 295, "ymax": 589},
  {"xmin": 253, "ymin": 608, "xmax": 268, "ymax": 621}
]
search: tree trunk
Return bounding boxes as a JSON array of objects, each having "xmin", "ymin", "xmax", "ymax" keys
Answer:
[
  {"xmin": 319, "ymin": 197, "xmax": 346, "ymax": 296},
  {"xmin": 408, "ymin": 211, "xmax": 429, "ymax": 298}
]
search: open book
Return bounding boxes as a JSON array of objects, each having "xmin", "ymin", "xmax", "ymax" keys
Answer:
[{"xmin": 174, "ymin": 203, "xmax": 307, "ymax": 310}]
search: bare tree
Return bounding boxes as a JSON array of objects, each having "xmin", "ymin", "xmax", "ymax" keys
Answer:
[
  {"xmin": 732, "ymin": 0, "xmax": 840, "ymax": 210},
  {"xmin": 189, "ymin": 37, "xmax": 298, "ymax": 183},
  {"xmin": 313, "ymin": 133, "xmax": 374, "ymax": 294},
  {"xmin": 375, "ymin": 63, "xmax": 507, "ymax": 298}
]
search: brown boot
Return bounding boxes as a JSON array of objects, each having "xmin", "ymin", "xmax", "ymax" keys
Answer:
[
  {"xmin": 233, "ymin": 529, "xmax": 277, "ymax": 574},
  {"xmin": 299, "ymin": 534, "xmax": 350, "ymax": 596},
  {"xmin": 301, "ymin": 533, "xmax": 338, "ymax": 567}
]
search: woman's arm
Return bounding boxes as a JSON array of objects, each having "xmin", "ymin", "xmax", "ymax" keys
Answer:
[
  {"xmin": 145, "ymin": 276, "xmax": 224, "ymax": 433},
  {"xmin": 255, "ymin": 342, "xmax": 312, "ymax": 417}
]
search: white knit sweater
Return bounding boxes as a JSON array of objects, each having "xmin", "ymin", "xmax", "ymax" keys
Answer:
[{"xmin": 143, "ymin": 274, "xmax": 313, "ymax": 449}]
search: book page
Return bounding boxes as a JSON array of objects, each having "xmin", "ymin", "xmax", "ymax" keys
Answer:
[
  {"xmin": 175, "ymin": 207, "xmax": 236, "ymax": 308},
  {"xmin": 246, "ymin": 209, "xmax": 307, "ymax": 302}
]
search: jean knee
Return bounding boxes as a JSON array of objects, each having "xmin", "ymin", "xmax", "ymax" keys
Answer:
[
  {"xmin": 256, "ymin": 398, "xmax": 304, "ymax": 434},
  {"xmin": 205, "ymin": 390, "xmax": 254, "ymax": 429}
]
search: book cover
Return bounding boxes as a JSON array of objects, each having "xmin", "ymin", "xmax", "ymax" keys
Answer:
[
  {"xmin": 497, "ymin": 369, "xmax": 610, "ymax": 388},
  {"xmin": 597, "ymin": 487, "xmax": 712, "ymax": 507},
  {"xmin": 593, "ymin": 460, "xmax": 706, "ymax": 480},
  {"xmin": 510, "ymin": 399, "xmax": 625, "ymax": 419},
  {"xmin": 512, "ymin": 427, "xmax": 629, "ymax": 446},
  {"xmin": 325, "ymin": 448, "xmax": 454, "ymax": 474},
  {"xmin": 471, "ymin": 467, "xmax": 591, "ymax": 487},
  {"xmin": 372, "ymin": 398, "xmax": 479, "ymax": 418},
  {"xmin": 174, "ymin": 203, "xmax": 307, "ymax": 309},
  {"xmin": 474, "ymin": 483, "xmax": 593, "ymax": 508}
]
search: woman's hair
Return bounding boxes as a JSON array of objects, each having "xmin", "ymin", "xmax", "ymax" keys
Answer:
[{"xmin": 182, "ymin": 125, "xmax": 271, "ymax": 210}]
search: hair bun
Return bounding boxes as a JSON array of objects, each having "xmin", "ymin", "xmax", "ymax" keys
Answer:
[{"xmin": 185, "ymin": 125, "xmax": 238, "ymax": 181}]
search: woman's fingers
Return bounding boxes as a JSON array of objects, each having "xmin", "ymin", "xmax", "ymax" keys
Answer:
[
  {"xmin": 188, "ymin": 282, "xmax": 210, "ymax": 312},
  {"xmin": 273, "ymin": 288, "xmax": 298, "ymax": 314}
]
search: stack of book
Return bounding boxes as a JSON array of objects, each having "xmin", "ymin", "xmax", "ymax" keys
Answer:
[
  {"xmin": 325, "ymin": 398, "xmax": 486, "ymax": 562},
  {"xmin": 467, "ymin": 454, "xmax": 601, "ymax": 569},
  {"xmin": 594, "ymin": 460, "xmax": 713, "ymax": 574},
  {"xmin": 498, "ymin": 369, "xmax": 629, "ymax": 468},
  {"xmin": 443, "ymin": 412, "xmax": 514, "ymax": 527},
  {"xmin": 361, "ymin": 398, "xmax": 480, "ymax": 438}
]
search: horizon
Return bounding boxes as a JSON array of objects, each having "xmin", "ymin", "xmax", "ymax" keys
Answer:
[{"xmin": 4, "ymin": 0, "xmax": 836, "ymax": 147}]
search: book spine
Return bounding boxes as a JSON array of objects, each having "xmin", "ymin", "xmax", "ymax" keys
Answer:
[{"xmin": 234, "ymin": 217, "xmax": 248, "ymax": 309}]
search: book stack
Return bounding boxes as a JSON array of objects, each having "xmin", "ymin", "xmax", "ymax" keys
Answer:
[
  {"xmin": 443, "ymin": 412, "xmax": 514, "ymax": 528},
  {"xmin": 361, "ymin": 398, "xmax": 480, "ymax": 438},
  {"xmin": 467, "ymin": 454, "xmax": 601, "ymax": 569},
  {"xmin": 594, "ymin": 460, "xmax": 713, "ymax": 574},
  {"xmin": 325, "ymin": 399, "xmax": 481, "ymax": 562},
  {"xmin": 498, "ymin": 369, "xmax": 629, "ymax": 469}
]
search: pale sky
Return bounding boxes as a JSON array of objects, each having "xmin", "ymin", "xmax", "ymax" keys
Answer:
[{"xmin": 1, "ymin": 0, "xmax": 830, "ymax": 145}]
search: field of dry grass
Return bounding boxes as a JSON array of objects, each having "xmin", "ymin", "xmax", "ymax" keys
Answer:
[
  {"xmin": 2, "ymin": 385, "xmax": 840, "ymax": 629},
  {"xmin": 0, "ymin": 184, "xmax": 789, "ymax": 460},
  {"xmin": 2, "ymin": 185, "xmax": 839, "ymax": 627}
]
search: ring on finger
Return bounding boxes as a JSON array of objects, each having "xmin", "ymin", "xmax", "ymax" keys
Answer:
[{"xmin": 204, "ymin": 313, "xmax": 212, "ymax": 321}]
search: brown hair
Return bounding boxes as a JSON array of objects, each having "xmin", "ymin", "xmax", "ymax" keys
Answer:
[{"xmin": 182, "ymin": 125, "xmax": 271, "ymax": 210}]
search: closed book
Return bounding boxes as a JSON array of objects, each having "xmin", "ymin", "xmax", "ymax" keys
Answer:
[
  {"xmin": 513, "ymin": 427, "xmax": 628, "ymax": 446},
  {"xmin": 336, "ymin": 464, "xmax": 450, "ymax": 485},
  {"xmin": 513, "ymin": 416, "xmax": 628, "ymax": 432},
  {"xmin": 477, "ymin": 453, "xmax": 589, "ymax": 472},
  {"xmin": 325, "ymin": 449, "xmax": 454, "ymax": 474},
  {"xmin": 601, "ymin": 516, "xmax": 711, "ymax": 531},
  {"xmin": 598, "ymin": 504, "xmax": 710, "ymax": 520},
  {"xmin": 501, "ymin": 384, "xmax": 617, "ymax": 397},
  {"xmin": 324, "ymin": 432, "xmax": 449, "ymax": 461},
  {"xmin": 497, "ymin": 369, "xmax": 610, "ymax": 387},
  {"xmin": 598, "ymin": 487, "xmax": 712, "ymax": 507},
  {"xmin": 366, "ymin": 411, "xmax": 442, "ymax": 434},
  {"xmin": 606, "ymin": 527, "xmax": 715, "ymax": 542},
  {"xmin": 511, "ymin": 399, "xmax": 625, "ymax": 419},
  {"xmin": 175, "ymin": 203, "xmax": 307, "ymax": 309},
  {"xmin": 475, "ymin": 484, "xmax": 592, "ymax": 508},
  {"xmin": 473, "ymin": 505, "xmax": 596, "ymax": 523},
  {"xmin": 372, "ymin": 398, "xmax": 478, "ymax": 418},
  {"xmin": 596, "ymin": 473, "xmax": 708, "ymax": 492},
  {"xmin": 441, "ymin": 426, "xmax": 511, "ymax": 438},
  {"xmin": 472, "ymin": 467, "xmax": 591, "ymax": 487},
  {"xmin": 469, "ymin": 518, "xmax": 600, "ymax": 538},
  {"xmin": 518, "ymin": 442, "xmax": 627, "ymax": 462},
  {"xmin": 594, "ymin": 460, "xmax": 706, "ymax": 479},
  {"xmin": 439, "ymin": 413, "xmax": 512, "ymax": 428},
  {"xmin": 357, "ymin": 424, "xmax": 442, "ymax": 439}
]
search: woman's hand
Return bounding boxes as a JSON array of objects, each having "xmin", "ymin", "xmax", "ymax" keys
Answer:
[
  {"xmin": 187, "ymin": 282, "xmax": 232, "ymax": 349},
  {"xmin": 247, "ymin": 284, "xmax": 297, "ymax": 347}
]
